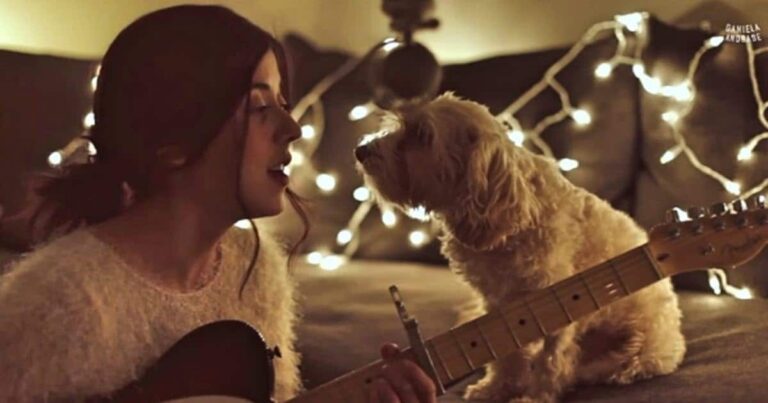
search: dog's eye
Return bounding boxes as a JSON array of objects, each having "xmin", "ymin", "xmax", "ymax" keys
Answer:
[{"xmin": 414, "ymin": 126, "xmax": 433, "ymax": 146}]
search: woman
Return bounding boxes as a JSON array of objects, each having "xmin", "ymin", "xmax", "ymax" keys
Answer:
[{"xmin": 0, "ymin": 5, "xmax": 436, "ymax": 403}]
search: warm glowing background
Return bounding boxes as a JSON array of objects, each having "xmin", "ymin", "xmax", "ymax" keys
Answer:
[{"xmin": 1, "ymin": 0, "xmax": 766, "ymax": 62}]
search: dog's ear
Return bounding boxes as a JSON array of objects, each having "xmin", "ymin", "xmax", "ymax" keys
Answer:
[
  {"xmin": 403, "ymin": 112, "xmax": 436, "ymax": 146},
  {"xmin": 450, "ymin": 139, "xmax": 542, "ymax": 250}
]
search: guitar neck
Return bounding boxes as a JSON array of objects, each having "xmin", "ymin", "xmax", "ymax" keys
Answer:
[{"xmin": 289, "ymin": 245, "xmax": 665, "ymax": 403}]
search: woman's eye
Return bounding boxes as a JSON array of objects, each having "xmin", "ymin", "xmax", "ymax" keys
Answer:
[
  {"xmin": 249, "ymin": 105, "xmax": 271, "ymax": 113},
  {"xmin": 250, "ymin": 103, "xmax": 290, "ymax": 114}
]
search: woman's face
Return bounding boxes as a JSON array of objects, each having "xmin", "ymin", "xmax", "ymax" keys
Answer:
[{"xmin": 237, "ymin": 50, "xmax": 300, "ymax": 217}]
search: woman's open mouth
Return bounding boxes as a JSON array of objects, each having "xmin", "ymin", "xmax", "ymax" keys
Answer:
[{"xmin": 268, "ymin": 161, "xmax": 290, "ymax": 186}]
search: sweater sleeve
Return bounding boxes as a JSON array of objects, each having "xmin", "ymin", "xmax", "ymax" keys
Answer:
[{"xmin": 0, "ymin": 256, "xmax": 113, "ymax": 402}]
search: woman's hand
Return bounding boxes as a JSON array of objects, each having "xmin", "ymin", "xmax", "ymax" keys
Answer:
[{"xmin": 368, "ymin": 343, "xmax": 438, "ymax": 403}]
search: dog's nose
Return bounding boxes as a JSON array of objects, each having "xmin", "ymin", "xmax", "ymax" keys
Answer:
[{"xmin": 355, "ymin": 144, "xmax": 371, "ymax": 162}]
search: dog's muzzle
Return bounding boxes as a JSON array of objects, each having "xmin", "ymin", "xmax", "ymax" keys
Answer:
[{"xmin": 354, "ymin": 144, "xmax": 372, "ymax": 162}]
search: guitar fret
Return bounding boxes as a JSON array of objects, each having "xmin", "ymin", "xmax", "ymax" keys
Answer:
[
  {"xmin": 642, "ymin": 246, "xmax": 665, "ymax": 279},
  {"xmin": 474, "ymin": 320, "xmax": 498, "ymax": 360},
  {"xmin": 551, "ymin": 287, "xmax": 573, "ymax": 322},
  {"xmin": 577, "ymin": 272, "xmax": 601, "ymax": 308},
  {"xmin": 449, "ymin": 328, "xmax": 475, "ymax": 370},
  {"xmin": 608, "ymin": 259, "xmax": 631, "ymax": 295},
  {"xmin": 427, "ymin": 339, "xmax": 453, "ymax": 380},
  {"xmin": 524, "ymin": 299, "xmax": 547, "ymax": 335},
  {"xmin": 499, "ymin": 311, "xmax": 523, "ymax": 348}
]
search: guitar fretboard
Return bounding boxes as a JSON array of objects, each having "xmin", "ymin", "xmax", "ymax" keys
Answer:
[
  {"xmin": 423, "ymin": 245, "xmax": 663, "ymax": 386},
  {"xmin": 289, "ymin": 245, "xmax": 664, "ymax": 403}
]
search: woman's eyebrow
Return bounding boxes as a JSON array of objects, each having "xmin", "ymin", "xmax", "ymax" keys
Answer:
[
  {"xmin": 250, "ymin": 82, "xmax": 285, "ymax": 102},
  {"xmin": 251, "ymin": 82, "xmax": 272, "ymax": 91}
]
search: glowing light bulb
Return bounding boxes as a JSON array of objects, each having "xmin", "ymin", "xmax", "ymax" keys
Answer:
[
  {"xmin": 307, "ymin": 251, "xmax": 324, "ymax": 265},
  {"xmin": 316, "ymin": 173, "xmax": 337, "ymax": 192},
  {"xmin": 408, "ymin": 230, "xmax": 428, "ymax": 247},
  {"xmin": 725, "ymin": 180, "xmax": 741, "ymax": 195},
  {"xmin": 348, "ymin": 104, "xmax": 372, "ymax": 121},
  {"xmin": 661, "ymin": 111, "xmax": 679, "ymax": 124},
  {"xmin": 47, "ymin": 151, "xmax": 62, "ymax": 167},
  {"xmin": 708, "ymin": 270, "xmax": 722, "ymax": 295},
  {"xmin": 83, "ymin": 112, "xmax": 95, "ymax": 128},
  {"xmin": 506, "ymin": 129, "xmax": 525, "ymax": 146},
  {"xmin": 353, "ymin": 186, "xmax": 371, "ymax": 202},
  {"xmin": 663, "ymin": 82, "xmax": 694, "ymax": 102},
  {"xmin": 615, "ymin": 12, "xmax": 644, "ymax": 32},
  {"xmin": 731, "ymin": 287, "xmax": 753, "ymax": 300},
  {"xmin": 336, "ymin": 229, "xmax": 353, "ymax": 245},
  {"xmin": 301, "ymin": 125, "xmax": 316, "ymax": 139},
  {"xmin": 641, "ymin": 76, "xmax": 662, "ymax": 94},
  {"xmin": 87, "ymin": 141, "xmax": 97, "ymax": 156},
  {"xmin": 659, "ymin": 146, "xmax": 682, "ymax": 164},
  {"xmin": 571, "ymin": 109, "xmax": 592, "ymax": 126},
  {"xmin": 707, "ymin": 36, "xmax": 725, "ymax": 48},
  {"xmin": 319, "ymin": 255, "xmax": 346, "ymax": 271},
  {"xmin": 558, "ymin": 158, "xmax": 579, "ymax": 172},
  {"xmin": 632, "ymin": 63, "xmax": 645, "ymax": 78},
  {"xmin": 406, "ymin": 206, "xmax": 430, "ymax": 222},
  {"xmin": 234, "ymin": 219, "xmax": 252, "ymax": 229},
  {"xmin": 594, "ymin": 62, "xmax": 613, "ymax": 79},
  {"xmin": 381, "ymin": 209, "xmax": 398, "ymax": 228},
  {"xmin": 737, "ymin": 146, "xmax": 754, "ymax": 161}
]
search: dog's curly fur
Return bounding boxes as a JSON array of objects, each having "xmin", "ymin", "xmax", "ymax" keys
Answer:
[{"xmin": 356, "ymin": 93, "xmax": 685, "ymax": 402}]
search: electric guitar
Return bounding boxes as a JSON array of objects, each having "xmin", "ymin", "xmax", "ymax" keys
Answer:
[{"xmin": 97, "ymin": 199, "xmax": 768, "ymax": 403}]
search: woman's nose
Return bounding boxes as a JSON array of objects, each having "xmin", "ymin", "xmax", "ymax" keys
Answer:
[{"xmin": 279, "ymin": 118, "xmax": 301, "ymax": 145}]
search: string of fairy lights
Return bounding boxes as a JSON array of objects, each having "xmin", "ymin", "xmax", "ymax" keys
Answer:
[{"xmin": 46, "ymin": 12, "xmax": 765, "ymax": 296}]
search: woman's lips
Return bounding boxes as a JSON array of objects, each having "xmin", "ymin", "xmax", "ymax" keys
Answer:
[{"xmin": 268, "ymin": 169, "xmax": 289, "ymax": 186}]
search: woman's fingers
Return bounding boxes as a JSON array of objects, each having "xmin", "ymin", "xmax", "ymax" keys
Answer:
[
  {"xmin": 376, "ymin": 343, "xmax": 438, "ymax": 403},
  {"xmin": 380, "ymin": 343, "xmax": 400, "ymax": 359},
  {"xmin": 368, "ymin": 378, "xmax": 399, "ymax": 403}
]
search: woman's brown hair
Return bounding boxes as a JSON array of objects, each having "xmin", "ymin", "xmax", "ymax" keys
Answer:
[{"xmin": 19, "ymin": 5, "xmax": 309, "ymax": 296}]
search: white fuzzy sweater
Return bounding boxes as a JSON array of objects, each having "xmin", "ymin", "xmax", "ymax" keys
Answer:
[{"xmin": 0, "ymin": 227, "xmax": 301, "ymax": 402}]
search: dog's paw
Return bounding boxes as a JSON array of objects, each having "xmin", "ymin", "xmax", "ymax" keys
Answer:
[
  {"xmin": 506, "ymin": 394, "xmax": 558, "ymax": 403},
  {"xmin": 464, "ymin": 379, "xmax": 515, "ymax": 402},
  {"xmin": 605, "ymin": 356, "xmax": 656, "ymax": 385}
]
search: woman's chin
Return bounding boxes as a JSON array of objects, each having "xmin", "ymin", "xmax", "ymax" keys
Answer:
[{"xmin": 251, "ymin": 200, "xmax": 284, "ymax": 218}]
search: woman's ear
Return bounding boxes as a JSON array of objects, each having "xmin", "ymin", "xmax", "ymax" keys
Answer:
[{"xmin": 155, "ymin": 145, "xmax": 188, "ymax": 168}]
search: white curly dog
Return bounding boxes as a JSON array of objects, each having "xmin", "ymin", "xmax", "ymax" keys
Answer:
[{"xmin": 354, "ymin": 93, "xmax": 685, "ymax": 402}]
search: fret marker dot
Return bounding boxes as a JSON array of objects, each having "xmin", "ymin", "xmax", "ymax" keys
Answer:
[
  {"xmin": 572, "ymin": 294, "xmax": 580, "ymax": 301},
  {"xmin": 470, "ymin": 341, "xmax": 478, "ymax": 348},
  {"xmin": 518, "ymin": 319, "xmax": 526, "ymax": 326}
]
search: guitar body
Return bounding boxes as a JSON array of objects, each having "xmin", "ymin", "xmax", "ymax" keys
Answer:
[{"xmin": 90, "ymin": 320, "xmax": 275, "ymax": 403}]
